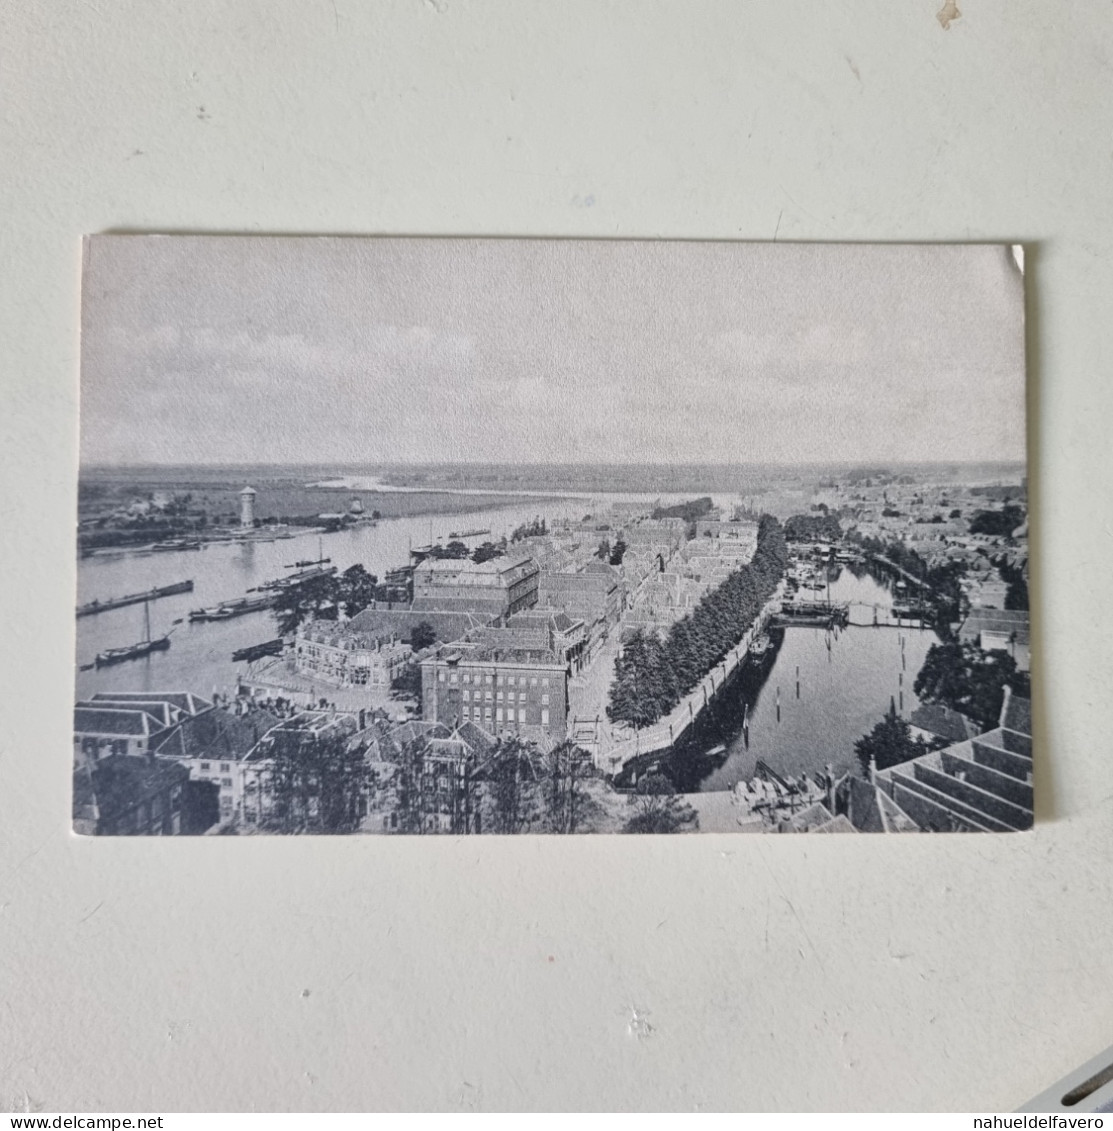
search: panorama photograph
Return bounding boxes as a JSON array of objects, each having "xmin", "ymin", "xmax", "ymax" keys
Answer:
[{"xmin": 73, "ymin": 236, "xmax": 1031, "ymax": 836}]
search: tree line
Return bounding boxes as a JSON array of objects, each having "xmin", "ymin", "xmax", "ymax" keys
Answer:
[
  {"xmin": 783, "ymin": 513, "xmax": 842, "ymax": 542},
  {"xmin": 606, "ymin": 515, "xmax": 789, "ymax": 729},
  {"xmin": 256, "ymin": 729, "xmax": 698, "ymax": 835}
]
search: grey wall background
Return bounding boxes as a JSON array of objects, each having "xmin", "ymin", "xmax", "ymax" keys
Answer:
[{"xmin": 1, "ymin": 0, "xmax": 1110, "ymax": 1112}]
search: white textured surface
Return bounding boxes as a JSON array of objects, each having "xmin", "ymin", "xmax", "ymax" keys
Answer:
[{"xmin": 1, "ymin": 0, "xmax": 1110, "ymax": 1113}]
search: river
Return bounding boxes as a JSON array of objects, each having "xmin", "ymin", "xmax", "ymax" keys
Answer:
[
  {"xmin": 76, "ymin": 503, "xmax": 940, "ymax": 791},
  {"xmin": 74, "ymin": 491, "xmax": 731, "ymax": 702},
  {"xmin": 663, "ymin": 564, "xmax": 941, "ymax": 792}
]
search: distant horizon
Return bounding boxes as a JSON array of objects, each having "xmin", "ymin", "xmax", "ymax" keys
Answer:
[{"xmin": 79, "ymin": 457, "xmax": 1028, "ymax": 471}]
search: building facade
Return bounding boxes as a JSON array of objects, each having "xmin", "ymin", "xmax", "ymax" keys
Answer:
[
  {"xmin": 294, "ymin": 618, "xmax": 413, "ymax": 689},
  {"xmin": 420, "ymin": 645, "xmax": 569, "ymax": 743},
  {"xmin": 412, "ymin": 553, "xmax": 540, "ymax": 618}
]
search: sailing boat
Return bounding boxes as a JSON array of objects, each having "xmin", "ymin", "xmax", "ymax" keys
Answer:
[
  {"xmin": 286, "ymin": 536, "xmax": 331, "ymax": 570},
  {"xmin": 94, "ymin": 600, "xmax": 173, "ymax": 667}
]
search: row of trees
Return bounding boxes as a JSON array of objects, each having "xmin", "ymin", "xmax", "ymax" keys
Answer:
[
  {"xmin": 651, "ymin": 497, "xmax": 714, "ymax": 523},
  {"xmin": 257, "ymin": 729, "xmax": 700, "ymax": 835},
  {"xmin": 606, "ymin": 515, "xmax": 789, "ymax": 729},
  {"xmin": 969, "ymin": 504, "xmax": 1025, "ymax": 539},
  {"xmin": 783, "ymin": 513, "xmax": 842, "ymax": 542}
]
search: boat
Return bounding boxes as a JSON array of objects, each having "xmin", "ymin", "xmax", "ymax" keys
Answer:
[
  {"xmin": 189, "ymin": 594, "xmax": 276, "ymax": 622},
  {"xmin": 94, "ymin": 602, "xmax": 172, "ymax": 667},
  {"xmin": 258, "ymin": 564, "xmax": 337, "ymax": 591},
  {"xmin": 749, "ymin": 632, "xmax": 772, "ymax": 663},
  {"xmin": 285, "ymin": 536, "xmax": 330, "ymax": 570},
  {"xmin": 448, "ymin": 528, "xmax": 491, "ymax": 539},
  {"xmin": 76, "ymin": 579, "xmax": 193, "ymax": 618},
  {"xmin": 149, "ymin": 538, "xmax": 202, "ymax": 552},
  {"xmin": 232, "ymin": 638, "xmax": 285, "ymax": 662},
  {"xmin": 891, "ymin": 604, "xmax": 921, "ymax": 619}
]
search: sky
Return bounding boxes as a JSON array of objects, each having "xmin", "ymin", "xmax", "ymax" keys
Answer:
[{"xmin": 79, "ymin": 236, "xmax": 1028, "ymax": 467}]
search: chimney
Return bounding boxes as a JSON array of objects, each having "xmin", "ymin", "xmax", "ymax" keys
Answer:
[{"xmin": 825, "ymin": 762, "xmax": 835, "ymax": 813}]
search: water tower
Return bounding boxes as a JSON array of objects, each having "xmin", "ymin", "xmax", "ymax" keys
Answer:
[{"xmin": 239, "ymin": 485, "xmax": 256, "ymax": 528}]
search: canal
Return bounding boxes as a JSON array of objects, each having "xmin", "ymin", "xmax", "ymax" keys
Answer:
[{"xmin": 663, "ymin": 564, "xmax": 942, "ymax": 792}]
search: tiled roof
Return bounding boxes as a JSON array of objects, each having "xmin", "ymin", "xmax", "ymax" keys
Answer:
[
  {"xmin": 909, "ymin": 704, "xmax": 976, "ymax": 743},
  {"xmin": 151, "ymin": 707, "xmax": 281, "ymax": 761},
  {"xmin": 89, "ymin": 691, "xmax": 212, "ymax": 715},
  {"xmin": 1000, "ymin": 690, "xmax": 1032, "ymax": 737},
  {"xmin": 77, "ymin": 699, "xmax": 178, "ymax": 730},
  {"xmin": 74, "ymin": 707, "xmax": 164, "ymax": 737}
]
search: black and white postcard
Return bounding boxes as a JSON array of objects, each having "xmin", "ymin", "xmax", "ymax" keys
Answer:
[{"xmin": 74, "ymin": 236, "xmax": 1031, "ymax": 835}]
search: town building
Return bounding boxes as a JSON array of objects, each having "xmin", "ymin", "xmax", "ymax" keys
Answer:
[
  {"xmin": 239, "ymin": 710, "xmax": 362, "ymax": 827},
  {"xmin": 74, "ymin": 755, "xmax": 190, "ymax": 836},
  {"xmin": 294, "ymin": 618, "xmax": 412, "ymax": 689},
  {"xmin": 411, "ymin": 553, "xmax": 540, "ymax": 618},
  {"xmin": 958, "ymin": 608, "xmax": 1031, "ymax": 672},
  {"xmin": 151, "ymin": 704, "xmax": 281, "ymax": 826},
  {"xmin": 73, "ymin": 691, "xmax": 213, "ymax": 765},
  {"xmin": 420, "ymin": 641, "xmax": 570, "ymax": 743},
  {"xmin": 536, "ymin": 561, "xmax": 624, "ymax": 649}
]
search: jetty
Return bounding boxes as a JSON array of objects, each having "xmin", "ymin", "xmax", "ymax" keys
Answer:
[{"xmin": 76, "ymin": 580, "xmax": 193, "ymax": 618}]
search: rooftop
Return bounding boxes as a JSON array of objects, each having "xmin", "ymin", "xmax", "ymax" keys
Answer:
[{"xmin": 74, "ymin": 706, "xmax": 166, "ymax": 738}]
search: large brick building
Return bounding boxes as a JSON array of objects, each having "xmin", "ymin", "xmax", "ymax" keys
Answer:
[
  {"xmin": 420, "ymin": 642, "xmax": 569, "ymax": 744},
  {"xmin": 412, "ymin": 553, "xmax": 540, "ymax": 618}
]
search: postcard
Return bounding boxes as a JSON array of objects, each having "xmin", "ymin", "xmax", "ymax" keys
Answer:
[{"xmin": 74, "ymin": 236, "xmax": 1031, "ymax": 835}]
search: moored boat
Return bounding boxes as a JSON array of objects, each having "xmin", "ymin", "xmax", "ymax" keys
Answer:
[
  {"xmin": 94, "ymin": 601, "xmax": 173, "ymax": 667},
  {"xmin": 150, "ymin": 538, "xmax": 202, "ymax": 552},
  {"xmin": 189, "ymin": 594, "xmax": 275, "ymax": 622},
  {"xmin": 76, "ymin": 579, "xmax": 193, "ymax": 618}
]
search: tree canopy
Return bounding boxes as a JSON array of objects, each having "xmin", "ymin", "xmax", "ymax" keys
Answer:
[
  {"xmin": 623, "ymin": 773, "xmax": 698, "ymax": 833},
  {"xmin": 784, "ymin": 513, "xmax": 842, "ymax": 542},
  {"xmin": 606, "ymin": 515, "xmax": 788, "ymax": 728},
  {"xmin": 913, "ymin": 641, "xmax": 1026, "ymax": 731},
  {"xmin": 854, "ymin": 700, "xmax": 925, "ymax": 775}
]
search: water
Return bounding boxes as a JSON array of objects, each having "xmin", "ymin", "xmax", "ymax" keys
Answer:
[
  {"xmin": 74, "ymin": 490, "xmax": 733, "ymax": 701},
  {"xmin": 665, "ymin": 564, "xmax": 941, "ymax": 791}
]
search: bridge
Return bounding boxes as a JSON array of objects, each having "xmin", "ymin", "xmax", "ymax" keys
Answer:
[{"xmin": 867, "ymin": 553, "xmax": 936, "ymax": 593}]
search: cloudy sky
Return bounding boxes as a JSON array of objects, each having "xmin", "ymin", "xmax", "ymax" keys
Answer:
[{"xmin": 80, "ymin": 236, "xmax": 1027, "ymax": 466}]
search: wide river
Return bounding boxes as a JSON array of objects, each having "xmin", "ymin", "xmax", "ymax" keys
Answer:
[
  {"xmin": 76, "ymin": 496, "xmax": 939, "ymax": 793},
  {"xmin": 74, "ymin": 491, "xmax": 716, "ymax": 701}
]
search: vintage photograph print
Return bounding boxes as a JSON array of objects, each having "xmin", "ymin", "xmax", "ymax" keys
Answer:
[{"xmin": 74, "ymin": 236, "xmax": 1031, "ymax": 836}]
